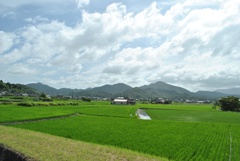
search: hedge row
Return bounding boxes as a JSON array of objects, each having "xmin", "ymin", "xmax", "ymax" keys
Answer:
[
  {"xmin": 17, "ymin": 102, "xmax": 79, "ymax": 107},
  {"xmin": 0, "ymin": 102, "xmax": 13, "ymax": 105}
]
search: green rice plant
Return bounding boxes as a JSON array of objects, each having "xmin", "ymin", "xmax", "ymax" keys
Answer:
[
  {"xmin": 9, "ymin": 115, "xmax": 240, "ymax": 161},
  {"xmin": 145, "ymin": 108, "xmax": 240, "ymax": 124},
  {"xmin": 2, "ymin": 102, "xmax": 240, "ymax": 160}
]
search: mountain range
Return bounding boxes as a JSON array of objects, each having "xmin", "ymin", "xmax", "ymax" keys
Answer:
[{"xmin": 26, "ymin": 81, "xmax": 240, "ymax": 100}]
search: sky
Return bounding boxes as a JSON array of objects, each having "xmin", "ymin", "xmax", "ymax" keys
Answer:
[{"xmin": 0, "ymin": 0, "xmax": 240, "ymax": 92}]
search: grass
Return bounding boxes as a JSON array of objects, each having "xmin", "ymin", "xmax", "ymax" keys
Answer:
[
  {"xmin": 0, "ymin": 105, "xmax": 77, "ymax": 123},
  {"xmin": 0, "ymin": 125, "xmax": 165, "ymax": 161},
  {"xmin": 0, "ymin": 100, "xmax": 137, "ymax": 123},
  {"xmin": 145, "ymin": 107, "xmax": 240, "ymax": 124},
  {"xmin": 1, "ymin": 100, "xmax": 240, "ymax": 160},
  {"xmin": 0, "ymin": 105, "xmax": 136, "ymax": 124},
  {"xmin": 9, "ymin": 114, "xmax": 240, "ymax": 160}
]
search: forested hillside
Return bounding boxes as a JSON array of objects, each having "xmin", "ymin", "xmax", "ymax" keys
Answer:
[{"xmin": 0, "ymin": 80, "xmax": 38, "ymax": 95}]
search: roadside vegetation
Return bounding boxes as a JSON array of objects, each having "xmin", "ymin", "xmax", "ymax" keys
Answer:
[{"xmin": 1, "ymin": 96, "xmax": 240, "ymax": 160}]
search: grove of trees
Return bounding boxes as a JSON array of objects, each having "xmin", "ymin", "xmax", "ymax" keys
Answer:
[{"xmin": 217, "ymin": 96, "xmax": 240, "ymax": 111}]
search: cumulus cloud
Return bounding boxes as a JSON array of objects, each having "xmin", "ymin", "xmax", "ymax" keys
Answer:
[
  {"xmin": 101, "ymin": 0, "xmax": 240, "ymax": 90},
  {"xmin": 1, "ymin": 0, "xmax": 240, "ymax": 90}
]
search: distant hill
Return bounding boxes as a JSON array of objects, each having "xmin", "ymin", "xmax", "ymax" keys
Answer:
[
  {"xmin": 58, "ymin": 88, "xmax": 81, "ymax": 96},
  {"xmin": 140, "ymin": 81, "xmax": 191, "ymax": 94},
  {"xmin": 87, "ymin": 83, "xmax": 132, "ymax": 94},
  {"xmin": 27, "ymin": 82, "xmax": 132, "ymax": 97},
  {"xmin": 26, "ymin": 81, "xmax": 238, "ymax": 100},
  {"xmin": 27, "ymin": 83, "xmax": 81, "ymax": 96},
  {"xmin": 0, "ymin": 80, "xmax": 38, "ymax": 95},
  {"xmin": 139, "ymin": 81, "xmax": 196, "ymax": 99},
  {"xmin": 195, "ymin": 91, "xmax": 227, "ymax": 99},
  {"xmin": 27, "ymin": 83, "xmax": 60, "ymax": 96},
  {"xmin": 73, "ymin": 83, "xmax": 132, "ymax": 98},
  {"xmin": 121, "ymin": 87, "xmax": 150, "ymax": 99},
  {"xmin": 215, "ymin": 87, "xmax": 240, "ymax": 95}
]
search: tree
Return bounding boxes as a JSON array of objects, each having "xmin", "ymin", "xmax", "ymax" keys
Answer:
[
  {"xmin": 82, "ymin": 97, "xmax": 91, "ymax": 102},
  {"xmin": 212, "ymin": 100, "xmax": 220, "ymax": 109},
  {"xmin": 0, "ymin": 80, "xmax": 9, "ymax": 91},
  {"xmin": 218, "ymin": 96, "xmax": 240, "ymax": 111},
  {"xmin": 40, "ymin": 93, "xmax": 47, "ymax": 98}
]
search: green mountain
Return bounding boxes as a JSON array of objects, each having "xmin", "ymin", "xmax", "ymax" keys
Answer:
[
  {"xmin": 196, "ymin": 91, "xmax": 227, "ymax": 99},
  {"xmin": 26, "ymin": 83, "xmax": 132, "ymax": 97},
  {"xmin": 27, "ymin": 83, "xmax": 59, "ymax": 96},
  {"xmin": 121, "ymin": 87, "xmax": 149, "ymax": 99},
  {"xmin": 0, "ymin": 80, "xmax": 38, "ymax": 95},
  {"xmin": 215, "ymin": 87, "xmax": 240, "ymax": 95},
  {"xmin": 87, "ymin": 83, "xmax": 132, "ymax": 94},
  {"xmin": 27, "ymin": 83, "xmax": 81, "ymax": 96},
  {"xmin": 26, "ymin": 81, "xmax": 231, "ymax": 100},
  {"xmin": 140, "ymin": 81, "xmax": 191, "ymax": 94},
  {"xmin": 74, "ymin": 83, "xmax": 132, "ymax": 98},
  {"xmin": 139, "ymin": 81, "xmax": 195, "ymax": 99}
]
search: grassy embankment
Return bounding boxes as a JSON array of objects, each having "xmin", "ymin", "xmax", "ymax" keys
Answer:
[{"xmin": 0, "ymin": 125, "xmax": 165, "ymax": 161}]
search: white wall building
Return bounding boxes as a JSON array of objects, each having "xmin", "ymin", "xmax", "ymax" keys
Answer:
[{"xmin": 111, "ymin": 97, "xmax": 128, "ymax": 105}]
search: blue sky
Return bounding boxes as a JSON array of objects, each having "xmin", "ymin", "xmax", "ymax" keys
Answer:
[{"xmin": 0, "ymin": 0, "xmax": 240, "ymax": 91}]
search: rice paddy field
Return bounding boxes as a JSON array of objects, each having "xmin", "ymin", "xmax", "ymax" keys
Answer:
[{"xmin": 1, "ymin": 98, "xmax": 240, "ymax": 161}]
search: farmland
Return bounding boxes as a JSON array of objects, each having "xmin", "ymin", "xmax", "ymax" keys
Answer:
[{"xmin": 1, "ymin": 99, "xmax": 240, "ymax": 160}]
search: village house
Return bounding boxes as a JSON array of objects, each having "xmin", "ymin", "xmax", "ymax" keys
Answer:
[{"xmin": 111, "ymin": 97, "xmax": 136, "ymax": 105}]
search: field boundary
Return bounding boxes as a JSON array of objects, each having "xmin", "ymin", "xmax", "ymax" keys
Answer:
[
  {"xmin": 0, "ymin": 112, "xmax": 133, "ymax": 125},
  {"xmin": 229, "ymin": 130, "xmax": 232, "ymax": 161},
  {"xmin": 0, "ymin": 113, "xmax": 79, "ymax": 125}
]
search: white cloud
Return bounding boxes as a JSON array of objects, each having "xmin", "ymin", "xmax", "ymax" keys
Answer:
[
  {"xmin": 1, "ymin": 0, "xmax": 240, "ymax": 90},
  {"xmin": 7, "ymin": 63, "xmax": 37, "ymax": 75},
  {"xmin": 0, "ymin": 0, "xmax": 72, "ymax": 8},
  {"xmin": 0, "ymin": 31, "xmax": 15, "ymax": 54},
  {"xmin": 0, "ymin": 0, "xmax": 77, "ymax": 14},
  {"xmin": 2, "ymin": 11, "xmax": 16, "ymax": 18},
  {"xmin": 100, "ymin": 0, "xmax": 240, "ymax": 90},
  {"xmin": 76, "ymin": 0, "xmax": 90, "ymax": 8},
  {"xmin": 25, "ymin": 16, "xmax": 49, "ymax": 23}
]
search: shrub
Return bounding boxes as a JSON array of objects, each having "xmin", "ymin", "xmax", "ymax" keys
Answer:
[
  {"xmin": 219, "ymin": 96, "xmax": 240, "ymax": 111},
  {"xmin": 0, "ymin": 102, "xmax": 13, "ymax": 105},
  {"xmin": 40, "ymin": 98, "xmax": 53, "ymax": 102},
  {"xmin": 82, "ymin": 97, "xmax": 91, "ymax": 102},
  {"xmin": 11, "ymin": 96, "xmax": 24, "ymax": 99},
  {"xmin": 17, "ymin": 102, "xmax": 33, "ymax": 107},
  {"xmin": 49, "ymin": 103, "xmax": 58, "ymax": 106}
]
